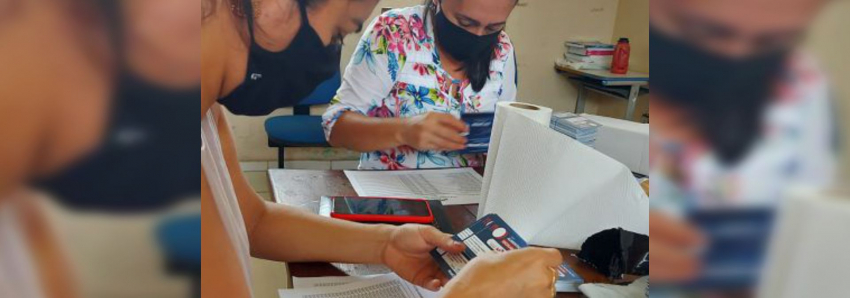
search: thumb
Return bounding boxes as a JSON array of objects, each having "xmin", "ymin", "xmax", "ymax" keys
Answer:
[
  {"xmin": 437, "ymin": 114, "xmax": 469, "ymax": 133},
  {"xmin": 651, "ymin": 211, "xmax": 707, "ymax": 249},
  {"xmin": 519, "ymin": 247, "xmax": 564, "ymax": 267},
  {"xmin": 419, "ymin": 226, "xmax": 465, "ymax": 253}
]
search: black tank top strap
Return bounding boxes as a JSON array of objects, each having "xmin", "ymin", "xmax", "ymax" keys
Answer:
[
  {"xmin": 296, "ymin": 0, "xmax": 309, "ymax": 26},
  {"xmin": 243, "ymin": 0, "xmax": 256, "ymax": 42}
]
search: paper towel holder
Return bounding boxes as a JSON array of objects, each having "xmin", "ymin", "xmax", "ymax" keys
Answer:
[{"xmin": 508, "ymin": 103, "xmax": 541, "ymax": 111}]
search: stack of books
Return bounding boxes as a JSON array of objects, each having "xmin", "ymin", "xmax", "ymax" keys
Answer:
[
  {"xmin": 564, "ymin": 41, "xmax": 615, "ymax": 70},
  {"xmin": 551, "ymin": 112, "xmax": 601, "ymax": 148}
]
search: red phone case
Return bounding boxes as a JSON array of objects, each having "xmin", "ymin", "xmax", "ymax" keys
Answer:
[{"xmin": 329, "ymin": 196, "xmax": 435, "ymax": 224}]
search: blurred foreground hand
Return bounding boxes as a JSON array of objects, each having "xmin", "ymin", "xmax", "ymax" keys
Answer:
[{"xmin": 650, "ymin": 211, "xmax": 707, "ymax": 283}]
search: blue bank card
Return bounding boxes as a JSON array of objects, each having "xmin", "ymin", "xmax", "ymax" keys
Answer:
[
  {"xmin": 457, "ymin": 113, "xmax": 495, "ymax": 154},
  {"xmin": 430, "ymin": 214, "xmax": 584, "ymax": 291}
]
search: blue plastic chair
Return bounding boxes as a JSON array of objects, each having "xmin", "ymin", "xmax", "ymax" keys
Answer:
[
  {"xmin": 156, "ymin": 214, "xmax": 201, "ymax": 298},
  {"xmin": 265, "ymin": 72, "xmax": 341, "ymax": 169}
]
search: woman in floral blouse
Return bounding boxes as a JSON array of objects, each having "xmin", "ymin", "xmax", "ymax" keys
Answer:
[{"xmin": 323, "ymin": 0, "xmax": 519, "ymax": 170}]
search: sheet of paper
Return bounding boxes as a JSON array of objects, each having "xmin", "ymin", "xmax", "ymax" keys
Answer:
[
  {"xmin": 480, "ymin": 110, "xmax": 649, "ymax": 250},
  {"xmin": 345, "ymin": 168, "xmax": 483, "ymax": 206},
  {"xmin": 332, "ymin": 263, "xmax": 391, "ymax": 276},
  {"xmin": 292, "ymin": 275, "xmax": 381, "ymax": 289},
  {"xmin": 279, "ymin": 274, "xmax": 438, "ymax": 298}
]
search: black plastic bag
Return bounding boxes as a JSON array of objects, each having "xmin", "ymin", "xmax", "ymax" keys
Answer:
[{"xmin": 577, "ymin": 228, "xmax": 649, "ymax": 280}]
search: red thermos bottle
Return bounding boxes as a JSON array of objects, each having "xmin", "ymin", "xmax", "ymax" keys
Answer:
[{"xmin": 611, "ymin": 38, "xmax": 631, "ymax": 74}]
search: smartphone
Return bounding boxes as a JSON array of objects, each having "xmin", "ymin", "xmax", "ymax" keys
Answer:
[{"xmin": 319, "ymin": 196, "xmax": 435, "ymax": 224}]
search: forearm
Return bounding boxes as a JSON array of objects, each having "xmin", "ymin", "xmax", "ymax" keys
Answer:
[
  {"xmin": 249, "ymin": 201, "xmax": 394, "ymax": 264},
  {"xmin": 328, "ymin": 112, "xmax": 406, "ymax": 152},
  {"xmin": 21, "ymin": 197, "xmax": 81, "ymax": 298},
  {"xmin": 214, "ymin": 108, "xmax": 391, "ymax": 264}
]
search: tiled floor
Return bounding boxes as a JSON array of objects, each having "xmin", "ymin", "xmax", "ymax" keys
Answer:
[
  {"xmin": 41, "ymin": 198, "xmax": 198, "ymax": 298},
  {"xmin": 251, "ymin": 257, "xmax": 290, "ymax": 298}
]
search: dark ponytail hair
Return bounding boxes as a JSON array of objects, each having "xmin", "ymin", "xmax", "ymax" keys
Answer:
[{"xmin": 424, "ymin": 0, "xmax": 508, "ymax": 92}]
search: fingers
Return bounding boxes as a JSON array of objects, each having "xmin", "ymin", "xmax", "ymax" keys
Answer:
[
  {"xmin": 530, "ymin": 261, "xmax": 559, "ymax": 298},
  {"xmin": 519, "ymin": 247, "xmax": 564, "ymax": 268},
  {"xmin": 650, "ymin": 238, "xmax": 701, "ymax": 282},
  {"xmin": 418, "ymin": 225, "xmax": 465, "ymax": 253},
  {"xmin": 426, "ymin": 114, "xmax": 467, "ymax": 150},
  {"xmin": 438, "ymin": 275, "xmax": 450, "ymax": 288},
  {"xmin": 431, "ymin": 125, "xmax": 468, "ymax": 145},
  {"xmin": 403, "ymin": 113, "xmax": 471, "ymax": 151},
  {"xmin": 424, "ymin": 133, "xmax": 466, "ymax": 151},
  {"xmin": 434, "ymin": 114, "xmax": 469, "ymax": 133},
  {"xmin": 649, "ymin": 213, "xmax": 704, "ymax": 283},
  {"xmin": 423, "ymin": 279, "xmax": 441, "ymax": 292},
  {"xmin": 412, "ymin": 263, "xmax": 449, "ymax": 291},
  {"xmin": 650, "ymin": 211, "xmax": 707, "ymax": 249}
]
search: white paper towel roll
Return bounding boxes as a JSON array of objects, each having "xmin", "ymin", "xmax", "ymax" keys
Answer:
[
  {"xmin": 757, "ymin": 188, "xmax": 850, "ymax": 298},
  {"xmin": 479, "ymin": 102, "xmax": 553, "ymax": 216},
  {"xmin": 478, "ymin": 107, "xmax": 649, "ymax": 249}
]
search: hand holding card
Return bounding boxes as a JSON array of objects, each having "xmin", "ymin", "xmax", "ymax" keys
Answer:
[
  {"xmin": 441, "ymin": 248, "xmax": 564, "ymax": 298},
  {"xmin": 399, "ymin": 112, "xmax": 469, "ymax": 151},
  {"xmin": 456, "ymin": 113, "xmax": 495, "ymax": 154},
  {"xmin": 431, "ymin": 214, "xmax": 586, "ymax": 292}
]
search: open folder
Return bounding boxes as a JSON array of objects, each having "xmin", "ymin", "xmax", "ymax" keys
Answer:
[{"xmin": 479, "ymin": 110, "xmax": 649, "ymax": 250}]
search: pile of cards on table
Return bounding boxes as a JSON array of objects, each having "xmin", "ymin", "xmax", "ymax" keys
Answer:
[{"xmin": 550, "ymin": 112, "xmax": 601, "ymax": 148}]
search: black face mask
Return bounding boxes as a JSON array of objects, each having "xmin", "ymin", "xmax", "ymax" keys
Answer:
[
  {"xmin": 433, "ymin": 2, "xmax": 500, "ymax": 62},
  {"xmin": 650, "ymin": 25, "xmax": 789, "ymax": 165},
  {"xmin": 218, "ymin": 0, "xmax": 341, "ymax": 116}
]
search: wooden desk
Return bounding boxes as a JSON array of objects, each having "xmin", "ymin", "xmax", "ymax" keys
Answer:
[
  {"xmin": 269, "ymin": 169, "xmax": 619, "ymax": 297},
  {"xmin": 555, "ymin": 58, "xmax": 649, "ymax": 120}
]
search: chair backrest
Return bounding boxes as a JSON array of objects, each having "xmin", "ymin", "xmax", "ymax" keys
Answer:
[
  {"xmin": 299, "ymin": 72, "xmax": 342, "ymax": 106},
  {"xmin": 293, "ymin": 72, "xmax": 341, "ymax": 115}
]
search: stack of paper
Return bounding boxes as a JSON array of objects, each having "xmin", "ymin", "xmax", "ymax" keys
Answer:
[
  {"xmin": 564, "ymin": 41, "xmax": 615, "ymax": 70},
  {"xmin": 563, "ymin": 53, "xmax": 613, "ymax": 70},
  {"xmin": 280, "ymin": 274, "xmax": 437, "ymax": 298},
  {"xmin": 564, "ymin": 41, "xmax": 615, "ymax": 56},
  {"xmin": 344, "ymin": 168, "xmax": 483, "ymax": 206},
  {"xmin": 550, "ymin": 112, "xmax": 601, "ymax": 148}
]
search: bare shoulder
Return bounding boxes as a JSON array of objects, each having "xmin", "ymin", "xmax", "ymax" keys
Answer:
[{"xmin": 202, "ymin": 1, "xmax": 249, "ymax": 116}]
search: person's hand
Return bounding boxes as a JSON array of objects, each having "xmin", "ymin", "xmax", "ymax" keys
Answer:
[
  {"xmin": 381, "ymin": 225, "xmax": 466, "ymax": 291},
  {"xmin": 397, "ymin": 112, "xmax": 468, "ymax": 151},
  {"xmin": 442, "ymin": 248, "xmax": 564, "ymax": 298},
  {"xmin": 650, "ymin": 211, "xmax": 707, "ymax": 282}
]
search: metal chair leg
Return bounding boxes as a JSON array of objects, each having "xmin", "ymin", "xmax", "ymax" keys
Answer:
[
  {"xmin": 192, "ymin": 276, "xmax": 200, "ymax": 298},
  {"xmin": 278, "ymin": 147, "xmax": 285, "ymax": 169}
]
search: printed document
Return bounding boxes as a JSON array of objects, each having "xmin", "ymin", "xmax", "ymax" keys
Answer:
[
  {"xmin": 344, "ymin": 168, "xmax": 483, "ymax": 206},
  {"xmin": 279, "ymin": 274, "xmax": 438, "ymax": 298},
  {"xmin": 291, "ymin": 275, "xmax": 380, "ymax": 289}
]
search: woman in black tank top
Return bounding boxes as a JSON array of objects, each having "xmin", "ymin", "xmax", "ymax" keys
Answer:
[{"xmin": 200, "ymin": 2, "xmax": 564, "ymax": 298}]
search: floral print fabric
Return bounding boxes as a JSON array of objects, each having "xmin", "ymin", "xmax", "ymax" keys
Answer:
[
  {"xmin": 650, "ymin": 53, "xmax": 836, "ymax": 209},
  {"xmin": 323, "ymin": 5, "xmax": 517, "ymax": 170}
]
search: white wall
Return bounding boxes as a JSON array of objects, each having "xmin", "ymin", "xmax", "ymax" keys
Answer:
[
  {"xmin": 805, "ymin": 0, "xmax": 850, "ymax": 180},
  {"xmin": 597, "ymin": 0, "xmax": 649, "ymax": 121},
  {"xmin": 229, "ymin": 0, "xmax": 625, "ymax": 161},
  {"xmin": 506, "ymin": 0, "xmax": 621, "ymax": 112}
]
